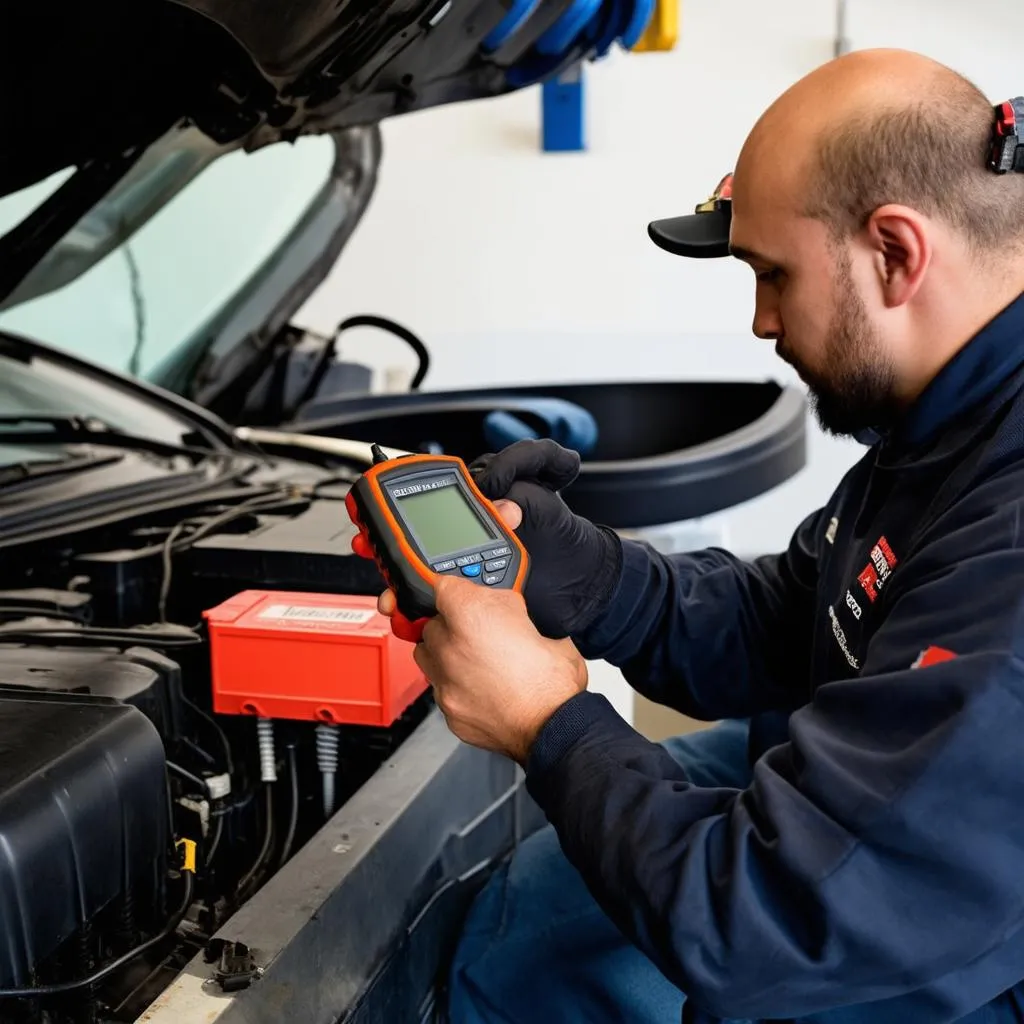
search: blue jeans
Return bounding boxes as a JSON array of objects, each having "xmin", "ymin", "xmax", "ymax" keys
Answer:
[
  {"xmin": 446, "ymin": 719, "xmax": 1024, "ymax": 1024},
  {"xmin": 446, "ymin": 719, "xmax": 753, "ymax": 1024}
]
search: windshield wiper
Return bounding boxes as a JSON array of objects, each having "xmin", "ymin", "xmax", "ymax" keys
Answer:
[
  {"xmin": 0, "ymin": 416, "xmax": 215, "ymax": 459},
  {"xmin": 0, "ymin": 451, "xmax": 123, "ymax": 492}
]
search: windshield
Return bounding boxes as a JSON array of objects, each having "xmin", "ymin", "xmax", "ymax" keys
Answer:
[
  {"xmin": 0, "ymin": 343, "xmax": 197, "ymax": 466},
  {"xmin": 0, "ymin": 136, "xmax": 336, "ymax": 379}
]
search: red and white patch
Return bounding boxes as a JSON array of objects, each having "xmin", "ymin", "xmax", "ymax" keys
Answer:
[
  {"xmin": 858, "ymin": 535, "xmax": 898, "ymax": 603},
  {"xmin": 911, "ymin": 646, "xmax": 957, "ymax": 669}
]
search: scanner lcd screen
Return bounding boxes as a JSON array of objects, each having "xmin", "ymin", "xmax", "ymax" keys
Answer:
[{"xmin": 398, "ymin": 483, "xmax": 493, "ymax": 557}]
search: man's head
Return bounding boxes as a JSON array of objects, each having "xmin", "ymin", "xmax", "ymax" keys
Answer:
[{"xmin": 651, "ymin": 49, "xmax": 1024, "ymax": 437}]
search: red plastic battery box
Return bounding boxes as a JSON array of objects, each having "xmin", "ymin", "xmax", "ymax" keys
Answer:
[{"xmin": 205, "ymin": 591, "xmax": 428, "ymax": 727}]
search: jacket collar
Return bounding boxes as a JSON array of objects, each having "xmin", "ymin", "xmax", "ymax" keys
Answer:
[{"xmin": 883, "ymin": 290, "xmax": 1024, "ymax": 448}]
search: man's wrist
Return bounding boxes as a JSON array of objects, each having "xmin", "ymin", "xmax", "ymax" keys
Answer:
[
  {"xmin": 524, "ymin": 690, "xmax": 624, "ymax": 777},
  {"xmin": 564, "ymin": 525, "xmax": 624, "ymax": 635},
  {"xmin": 511, "ymin": 685, "xmax": 582, "ymax": 765}
]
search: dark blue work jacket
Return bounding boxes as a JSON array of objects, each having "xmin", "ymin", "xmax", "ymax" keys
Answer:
[{"xmin": 525, "ymin": 291, "xmax": 1024, "ymax": 1023}]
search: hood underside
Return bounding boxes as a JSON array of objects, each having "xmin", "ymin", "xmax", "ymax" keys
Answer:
[
  {"xmin": 0, "ymin": 0, "xmax": 649, "ymax": 391},
  {"xmin": 0, "ymin": 0, "xmax": 628, "ymax": 309},
  {"xmin": 2, "ymin": 0, "xmax": 602, "ymax": 200}
]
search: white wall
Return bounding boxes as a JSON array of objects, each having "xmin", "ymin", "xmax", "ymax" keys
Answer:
[{"xmin": 294, "ymin": 0, "xmax": 1024, "ymax": 722}]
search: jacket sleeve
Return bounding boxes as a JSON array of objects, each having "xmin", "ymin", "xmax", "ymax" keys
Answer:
[
  {"xmin": 526, "ymin": 481, "xmax": 1024, "ymax": 1022},
  {"xmin": 572, "ymin": 506, "xmax": 825, "ymax": 721}
]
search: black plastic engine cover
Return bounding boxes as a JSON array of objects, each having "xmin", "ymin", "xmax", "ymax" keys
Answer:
[
  {"xmin": 0, "ymin": 644, "xmax": 185, "ymax": 746},
  {"xmin": 187, "ymin": 497, "xmax": 385, "ymax": 607},
  {"xmin": 0, "ymin": 690, "xmax": 169, "ymax": 987}
]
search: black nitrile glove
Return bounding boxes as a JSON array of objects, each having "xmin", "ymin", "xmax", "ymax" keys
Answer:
[{"xmin": 470, "ymin": 439, "xmax": 622, "ymax": 640}]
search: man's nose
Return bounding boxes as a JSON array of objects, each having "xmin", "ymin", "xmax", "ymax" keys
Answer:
[{"xmin": 752, "ymin": 296, "xmax": 783, "ymax": 340}]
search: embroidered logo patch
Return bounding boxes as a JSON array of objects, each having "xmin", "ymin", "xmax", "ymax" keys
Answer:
[
  {"xmin": 828, "ymin": 604, "xmax": 860, "ymax": 669},
  {"xmin": 858, "ymin": 536, "xmax": 898, "ymax": 603}
]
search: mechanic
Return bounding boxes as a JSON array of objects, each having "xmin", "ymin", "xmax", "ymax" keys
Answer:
[{"xmin": 379, "ymin": 49, "xmax": 1024, "ymax": 1023}]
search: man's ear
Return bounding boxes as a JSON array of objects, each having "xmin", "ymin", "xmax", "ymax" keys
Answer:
[{"xmin": 864, "ymin": 204, "xmax": 931, "ymax": 307}]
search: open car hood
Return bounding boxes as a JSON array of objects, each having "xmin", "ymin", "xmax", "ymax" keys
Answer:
[{"xmin": 0, "ymin": 0, "xmax": 649, "ymax": 311}]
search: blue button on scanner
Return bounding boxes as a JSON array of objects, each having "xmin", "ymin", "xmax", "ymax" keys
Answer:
[{"xmin": 461, "ymin": 563, "xmax": 483, "ymax": 578}]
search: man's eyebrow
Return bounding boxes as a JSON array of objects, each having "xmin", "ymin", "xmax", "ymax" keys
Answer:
[{"xmin": 728, "ymin": 245, "xmax": 772, "ymax": 265}]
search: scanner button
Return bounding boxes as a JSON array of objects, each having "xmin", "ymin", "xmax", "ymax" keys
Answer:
[
  {"xmin": 433, "ymin": 560, "xmax": 457, "ymax": 572},
  {"xmin": 484, "ymin": 572, "xmax": 506, "ymax": 586},
  {"xmin": 484, "ymin": 558, "xmax": 508, "ymax": 572},
  {"xmin": 456, "ymin": 553, "xmax": 482, "ymax": 567},
  {"xmin": 484, "ymin": 546, "xmax": 511, "ymax": 560},
  {"xmin": 461, "ymin": 563, "xmax": 483, "ymax": 578}
]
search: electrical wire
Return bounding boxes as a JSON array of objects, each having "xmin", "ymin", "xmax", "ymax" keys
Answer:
[
  {"xmin": 209, "ymin": 786, "xmax": 258, "ymax": 819},
  {"xmin": 205, "ymin": 815, "xmax": 224, "ymax": 866},
  {"xmin": 235, "ymin": 784, "xmax": 275, "ymax": 898},
  {"xmin": 158, "ymin": 521, "xmax": 188, "ymax": 622},
  {"xmin": 277, "ymin": 745, "xmax": 300, "ymax": 868},
  {"xmin": 123, "ymin": 239, "xmax": 147, "ymax": 378},
  {"xmin": 180, "ymin": 693, "xmax": 235, "ymax": 777},
  {"xmin": 295, "ymin": 314, "xmax": 431, "ymax": 413},
  {"xmin": 157, "ymin": 490, "xmax": 308, "ymax": 622},
  {"xmin": 180, "ymin": 737, "xmax": 216, "ymax": 769},
  {"xmin": 0, "ymin": 865, "xmax": 195, "ymax": 1000},
  {"xmin": 310, "ymin": 468, "xmax": 360, "ymax": 497},
  {"xmin": 166, "ymin": 761, "xmax": 210, "ymax": 798}
]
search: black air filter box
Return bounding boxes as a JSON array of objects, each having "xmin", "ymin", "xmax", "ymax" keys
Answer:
[
  {"xmin": 0, "ymin": 690, "xmax": 169, "ymax": 986},
  {"xmin": 0, "ymin": 643, "xmax": 185, "ymax": 745}
]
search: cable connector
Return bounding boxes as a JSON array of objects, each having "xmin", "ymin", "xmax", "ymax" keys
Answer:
[
  {"xmin": 205, "ymin": 772, "xmax": 232, "ymax": 801},
  {"xmin": 176, "ymin": 838, "xmax": 198, "ymax": 874},
  {"xmin": 989, "ymin": 98, "xmax": 1024, "ymax": 174}
]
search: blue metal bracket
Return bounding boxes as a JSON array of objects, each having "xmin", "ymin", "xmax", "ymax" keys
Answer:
[{"xmin": 541, "ymin": 63, "xmax": 585, "ymax": 152}]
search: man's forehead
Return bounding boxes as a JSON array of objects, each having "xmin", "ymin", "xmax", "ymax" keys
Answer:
[
  {"xmin": 728, "ymin": 197, "xmax": 782, "ymax": 265},
  {"xmin": 729, "ymin": 164, "xmax": 810, "ymax": 259}
]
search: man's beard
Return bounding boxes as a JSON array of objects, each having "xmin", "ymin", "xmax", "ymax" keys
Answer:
[{"xmin": 778, "ymin": 259, "xmax": 899, "ymax": 438}]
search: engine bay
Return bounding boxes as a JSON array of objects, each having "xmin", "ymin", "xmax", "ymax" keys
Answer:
[{"xmin": 0, "ymin": 466, "xmax": 433, "ymax": 1023}]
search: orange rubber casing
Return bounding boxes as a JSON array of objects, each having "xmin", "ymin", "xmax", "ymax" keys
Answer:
[
  {"xmin": 345, "ymin": 454, "xmax": 529, "ymax": 643},
  {"xmin": 204, "ymin": 590, "xmax": 428, "ymax": 726}
]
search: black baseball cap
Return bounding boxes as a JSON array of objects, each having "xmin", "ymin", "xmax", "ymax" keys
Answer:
[{"xmin": 647, "ymin": 173, "xmax": 733, "ymax": 259}]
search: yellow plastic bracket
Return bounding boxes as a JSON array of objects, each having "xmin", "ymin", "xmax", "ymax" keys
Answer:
[
  {"xmin": 176, "ymin": 838, "xmax": 198, "ymax": 874},
  {"xmin": 631, "ymin": 0, "xmax": 679, "ymax": 51}
]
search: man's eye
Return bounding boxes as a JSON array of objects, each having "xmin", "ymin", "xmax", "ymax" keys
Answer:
[{"xmin": 756, "ymin": 268, "xmax": 781, "ymax": 283}]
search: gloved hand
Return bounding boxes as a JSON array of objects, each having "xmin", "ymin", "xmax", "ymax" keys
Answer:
[{"xmin": 470, "ymin": 439, "xmax": 622, "ymax": 639}]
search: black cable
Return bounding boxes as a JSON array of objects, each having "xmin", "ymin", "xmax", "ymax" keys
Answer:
[
  {"xmin": 209, "ymin": 786, "xmax": 258, "ymax": 818},
  {"xmin": 158, "ymin": 520, "xmax": 188, "ymax": 622},
  {"xmin": 294, "ymin": 314, "xmax": 431, "ymax": 413},
  {"xmin": 165, "ymin": 777, "xmax": 176, "ymax": 860},
  {"xmin": 310, "ymin": 468, "xmax": 360, "ymax": 497},
  {"xmin": 0, "ymin": 866, "xmax": 194, "ymax": 999},
  {"xmin": 205, "ymin": 815, "xmax": 224, "ymax": 866},
  {"xmin": 277, "ymin": 745, "xmax": 300, "ymax": 868},
  {"xmin": 166, "ymin": 761, "xmax": 210, "ymax": 798},
  {"xmin": 179, "ymin": 737, "xmax": 217, "ymax": 770},
  {"xmin": 180, "ymin": 693, "xmax": 235, "ymax": 777},
  {"xmin": 123, "ymin": 240, "xmax": 147, "ymax": 378},
  {"xmin": 157, "ymin": 490, "xmax": 308, "ymax": 622},
  {"xmin": 235, "ymin": 784, "xmax": 274, "ymax": 897},
  {"xmin": 341, "ymin": 315, "xmax": 431, "ymax": 390}
]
